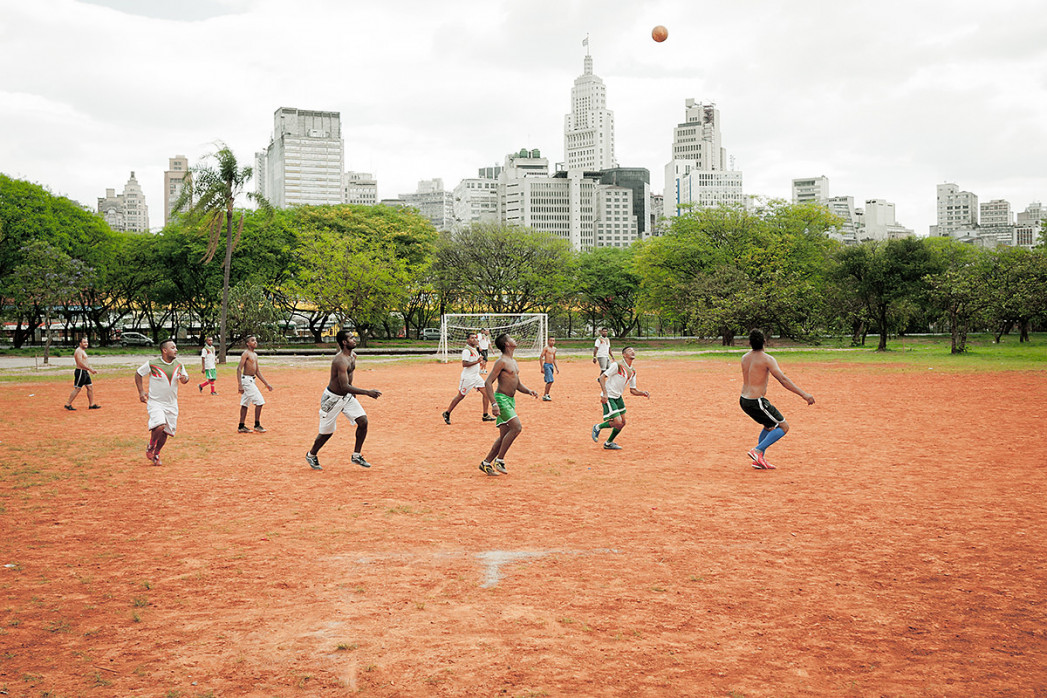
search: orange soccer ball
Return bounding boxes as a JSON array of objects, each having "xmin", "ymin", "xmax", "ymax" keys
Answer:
[{"xmin": 652, "ymin": 25, "xmax": 668, "ymax": 43}]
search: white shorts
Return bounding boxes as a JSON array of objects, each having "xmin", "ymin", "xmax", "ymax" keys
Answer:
[
  {"xmin": 240, "ymin": 375, "xmax": 265, "ymax": 407},
  {"xmin": 458, "ymin": 374, "xmax": 486, "ymax": 396},
  {"xmin": 318, "ymin": 389, "xmax": 366, "ymax": 435},
  {"xmin": 146, "ymin": 400, "xmax": 178, "ymax": 436}
]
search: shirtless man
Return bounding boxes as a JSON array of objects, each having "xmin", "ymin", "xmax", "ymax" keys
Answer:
[
  {"xmin": 538, "ymin": 337, "xmax": 559, "ymax": 401},
  {"xmin": 236, "ymin": 335, "xmax": 273, "ymax": 433},
  {"xmin": 305, "ymin": 330, "xmax": 382, "ymax": 471},
  {"xmin": 64, "ymin": 336, "xmax": 100, "ymax": 410},
  {"xmin": 480, "ymin": 333, "xmax": 538, "ymax": 476},
  {"xmin": 739, "ymin": 329, "xmax": 815, "ymax": 470}
]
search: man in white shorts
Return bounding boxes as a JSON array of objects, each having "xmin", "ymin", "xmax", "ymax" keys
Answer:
[
  {"xmin": 134, "ymin": 339, "xmax": 189, "ymax": 466},
  {"xmin": 236, "ymin": 335, "xmax": 273, "ymax": 433},
  {"xmin": 477, "ymin": 329, "xmax": 491, "ymax": 374},
  {"xmin": 442, "ymin": 332, "xmax": 494, "ymax": 424},
  {"xmin": 306, "ymin": 330, "xmax": 382, "ymax": 471},
  {"xmin": 593, "ymin": 327, "xmax": 612, "ymax": 374}
]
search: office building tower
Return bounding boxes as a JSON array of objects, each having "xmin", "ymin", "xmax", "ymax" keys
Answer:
[
  {"xmin": 453, "ymin": 166, "xmax": 501, "ymax": 230},
  {"xmin": 401, "ymin": 179, "xmax": 453, "ymax": 230},
  {"xmin": 98, "ymin": 171, "xmax": 149, "ymax": 232},
  {"xmin": 342, "ymin": 172, "xmax": 377, "ymax": 205},
  {"xmin": 792, "ymin": 176, "xmax": 830, "ymax": 205},
  {"xmin": 164, "ymin": 156, "xmax": 189, "ymax": 226},
  {"xmin": 934, "ymin": 183, "xmax": 978, "ymax": 236},
  {"xmin": 564, "ymin": 51, "xmax": 616, "ymax": 171},
  {"xmin": 664, "ymin": 100, "xmax": 743, "ymax": 217},
  {"xmin": 258, "ymin": 107, "xmax": 344, "ymax": 208}
]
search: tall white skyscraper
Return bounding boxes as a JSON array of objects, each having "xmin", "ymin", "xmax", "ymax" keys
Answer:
[
  {"xmin": 663, "ymin": 99, "xmax": 743, "ymax": 218},
  {"xmin": 934, "ymin": 183, "xmax": 978, "ymax": 236},
  {"xmin": 98, "ymin": 171, "xmax": 149, "ymax": 232},
  {"xmin": 258, "ymin": 107, "xmax": 344, "ymax": 208},
  {"xmin": 452, "ymin": 165, "xmax": 501, "ymax": 230},
  {"xmin": 563, "ymin": 51, "xmax": 616, "ymax": 171},
  {"xmin": 163, "ymin": 155, "xmax": 189, "ymax": 226},
  {"xmin": 400, "ymin": 179, "xmax": 454, "ymax": 230},
  {"xmin": 792, "ymin": 176, "xmax": 830, "ymax": 205}
]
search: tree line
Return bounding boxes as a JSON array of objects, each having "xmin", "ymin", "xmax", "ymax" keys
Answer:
[{"xmin": 2, "ymin": 170, "xmax": 1045, "ymax": 359}]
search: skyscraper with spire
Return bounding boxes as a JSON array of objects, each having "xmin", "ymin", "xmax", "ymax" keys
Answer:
[{"xmin": 563, "ymin": 42, "xmax": 616, "ymax": 171}]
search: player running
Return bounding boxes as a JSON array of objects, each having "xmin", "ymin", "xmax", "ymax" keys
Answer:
[
  {"xmin": 305, "ymin": 330, "xmax": 382, "ymax": 471},
  {"xmin": 591, "ymin": 346, "xmax": 649, "ymax": 450},
  {"xmin": 198, "ymin": 336, "xmax": 218, "ymax": 395},
  {"xmin": 538, "ymin": 337, "xmax": 559, "ymax": 401},
  {"xmin": 236, "ymin": 335, "xmax": 273, "ymax": 433},
  {"xmin": 134, "ymin": 339, "xmax": 189, "ymax": 466},
  {"xmin": 64, "ymin": 336, "xmax": 100, "ymax": 410},
  {"xmin": 442, "ymin": 332, "xmax": 494, "ymax": 424},
  {"xmin": 480, "ymin": 333, "xmax": 538, "ymax": 476},
  {"xmin": 739, "ymin": 329, "xmax": 815, "ymax": 470}
]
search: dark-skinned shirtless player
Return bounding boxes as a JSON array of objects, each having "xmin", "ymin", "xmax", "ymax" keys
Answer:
[
  {"xmin": 479, "ymin": 333, "xmax": 538, "ymax": 476},
  {"xmin": 305, "ymin": 330, "xmax": 382, "ymax": 471}
]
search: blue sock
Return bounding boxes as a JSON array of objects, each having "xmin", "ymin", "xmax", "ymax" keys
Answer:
[{"xmin": 757, "ymin": 427, "xmax": 786, "ymax": 452}]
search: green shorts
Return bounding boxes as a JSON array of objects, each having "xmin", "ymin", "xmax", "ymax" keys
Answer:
[
  {"xmin": 602, "ymin": 396, "xmax": 626, "ymax": 420},
  {"xmin": 204, "ymin": 368, "xmax": 217, "ymax": 380},
  {"xmin": 494, "ymin": 392, "xmax": 518, "ymax": 426}
]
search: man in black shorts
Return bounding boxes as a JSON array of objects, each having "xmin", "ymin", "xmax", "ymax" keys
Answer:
[
  {"xmin": 739, "ymin": 329, "xmax": 814, "ymax": 469},
  {"xmin": 65, "ymin": 336, "xmax": 100, "ymax": 410}
]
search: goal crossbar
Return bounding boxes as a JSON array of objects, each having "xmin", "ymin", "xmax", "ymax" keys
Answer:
[{"xmin": 438, "ymin": 313, "xmax": 548, "ymax": 362}]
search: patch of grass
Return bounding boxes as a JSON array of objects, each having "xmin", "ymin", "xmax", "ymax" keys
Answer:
[
  {"xmin": 165, "ymin": 691, "xmax": 182, "ymax": 698},
  {"xmin": 384, "ymin": 504, "xmax": 430, "ymax": 515},
  {"xmin": 131, "ymin": 612, "xmax": 140, "ymax": 623},
  {"xmin": 335, "ymin": 642, "xmax": 358, "ymax": 651},
  {"xmin": 132, "ymin": 597, "xmax": 149, "ymax": 608},
  {"xmin": 45, "ymin": 620, "xmax": 71, "ymax": 633}
]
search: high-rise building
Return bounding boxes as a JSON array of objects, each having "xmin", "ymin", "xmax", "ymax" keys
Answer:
[
  {"xmin": 163, "ymin": 155, "xmax": 189, "ymax": 226},
  {"xmin": 1014, "ymin": 202, "xmax": 1044, "ymax": 248},
  {"xmin": 342, "ymin": 172, "xmax": 377, "ymax": 205},
  {"xmin": 862, "ymin": 199, "xmax": 913, "ymax": 241},
  {"xmin": 452, "ymin": 166, "xmax": 501, "ymax": 230},
  {"xmin": 258, "ymin": 107, "xmax": 344, "ymax": 208},
  {"xmin": 792, "ymin": 176, "xmax": 830, "ymax": 205},
  {"xmin": 934, "ymin": 183, "xmax": 978, "ymax": 236},
  {"xmin": 663, "ymin": 100, "xmax": 743, "ymax": 218},
  {"xmin": 563, "ymin": 51, "xmax": 616, "ymax": 171},
  {"xmin": 400, "ymin": 179, "xmax": 453, "ymax": 230},
  {"xmin": 98, "ymin": 171, "xmax": 149, "ymax": 232}
]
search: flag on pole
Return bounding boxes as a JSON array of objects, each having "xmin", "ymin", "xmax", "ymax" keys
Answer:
[{"xmin": 582, "ymin": 37, "xmax": 588, "ymax": 47}]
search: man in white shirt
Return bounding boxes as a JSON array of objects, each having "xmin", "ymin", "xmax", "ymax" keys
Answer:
[
  {"xmin": 591, "ymin": 346, "xmax": 650, "ymax": 450},
  {"xmin": 442, "ymin": 332, "xmax": 494, "ymax": 424},
  {"xmin": 134, "ymin": 339, "xmax": 190, "ymax": 466},
  {"xmin": 477, "ymin": 329, "xmax": 491, "ymax": 374},
  {"xmin": 198, "ymin": 336, "xmax": 218, "ymax": 395},
  {"xmin": 592, "ymin": 327, "xmax": 612, "ymax": 373}
]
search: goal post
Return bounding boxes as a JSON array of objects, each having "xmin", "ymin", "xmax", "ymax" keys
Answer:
[{"xmin": 438, "ymin": 313, "xmax": 548, "ymax": 363}]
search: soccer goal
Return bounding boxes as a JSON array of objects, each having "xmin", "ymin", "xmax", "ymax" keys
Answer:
[{"xmin": 438, "ymin": 313, "xmax": 548, "ymax": 363}]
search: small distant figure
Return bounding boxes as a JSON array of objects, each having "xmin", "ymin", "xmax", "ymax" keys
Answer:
[
  {"xmin": 739, "ymin": 329, "xmax": 815, "ymax": 470},
  {"xmin": 538, "ymin": 337, "xmax": 559, "ymax": 401},
  {"xmin": 236, "ymin": 335, "xmax": 273, "ymax": 433},
  {"xmin": 134, "ymin": 339, "xmax": 189, "ymax": 466},
  {"xmin": 198, "ymin": 336, "xmax": 218, "ymax": 395},
  {"xmin": 591, "ymin": 346, "xmax": 649, "ymax": 450},
  {"xmin": 306, "ymin": 330, "xmax": 382, "ymax": 471},
  {"xmin": 479, "ymin": 333, "xmax": 538, "ymax": 476},
  {"xmin": 593, "ymin": 327, "xmax": 612, "ymax": 373},
  {"xmin": 477, "ymin": 329, "xmax": 491, "ymax": 374},
  {"xmin": 443, "ymin": 332, "xmax": 494, "ymax": 424},
  {"xmin": 64, "ymin": 336, "xmax": 100, "ymax": 410}
]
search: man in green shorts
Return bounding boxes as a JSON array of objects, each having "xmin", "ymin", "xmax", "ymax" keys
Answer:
[
  {"xmin": 591, "ymin": 346, "xmax": 649, "ymax": 450},
  {"xmin": 480, "ymin": 333, "xmax": 538, "ymax": 476}
]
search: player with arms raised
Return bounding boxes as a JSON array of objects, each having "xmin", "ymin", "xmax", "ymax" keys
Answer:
[{"xmin": 479, "ymin": 333, "xmax": 538, "ymax": 476}]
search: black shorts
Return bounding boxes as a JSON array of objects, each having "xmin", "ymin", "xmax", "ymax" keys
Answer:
[
  {"xmin": 74, "ymin": 368, "xmax": 92, "ymax": 388},
  {"xmin": 479, "ymin": 349, "xmax": 488, "ymax": 361},
  {"xmin": 739, "ymin": 396, "xmax": 783, "ymax": 429}
]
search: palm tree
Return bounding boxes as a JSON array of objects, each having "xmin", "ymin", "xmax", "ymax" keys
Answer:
[{"xmin": 172, "ymin": 142, "xmax": 269, "ymax": 363}]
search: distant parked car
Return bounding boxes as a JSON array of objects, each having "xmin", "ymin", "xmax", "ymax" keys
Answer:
[
  {"xmin": 421, "ymin": 327, "xmax": 441, "ymax": 341},
  {"xmin": 119, "ymin": 331, "xmax": 153, "ymax": 347}
]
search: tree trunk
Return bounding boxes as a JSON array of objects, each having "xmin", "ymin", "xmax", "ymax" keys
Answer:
[
  {"xmin": 219, "ymin": 201, "xmax": 234, "ymax": 363},
  {"xmin": 876, "ymin": 306, "xmax": 888, "ymax": 351},
  {"xmin": 1019, "ymin": 319, "xmax": 1030, "ymax": 342},
  {"xmin": 43, "ymin": 309, "xmax": 52, "ymax": 364}
]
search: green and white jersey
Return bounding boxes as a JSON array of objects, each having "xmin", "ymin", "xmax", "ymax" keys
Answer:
[
  {"xmin": 600, "ymin": 360, "xmax": 636, "ymax": 399},
  {"xmin": 136, "ymin": 358, "xmax": 188, "ymax": 406}
]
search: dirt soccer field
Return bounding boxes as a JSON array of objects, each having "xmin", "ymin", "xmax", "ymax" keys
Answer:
[{"xmin": 1, "ymin": 353, "xmax": 1046, "ymax": 696}]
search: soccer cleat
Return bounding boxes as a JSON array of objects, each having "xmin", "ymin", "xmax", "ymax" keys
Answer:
[
  {"xmin": 752, "ymin": 451, "xmax": 776, "ymax": 470},
  {"xmin": 542, "ymin": 395, "xmax": 552, "ymax": 401},
  {"xmin": 442, "ymin": 410, "xmax": 451, "ymax": 425},
  {"xmin": 253, "ymin": 425, "xmax": 267, "ymax": 433},
  {"xmin": 237, "ymin": 426, "xmax": 251, "ymax": 433},
  {"xmin": 199, "ymin": 384, "xmax": 203, "ymax": 393},
  {"xmin": 211, "ymin": 391, "xmax": 219, "ymax": 395},
  {"xmin": 603, "ymin": 441, "xmax": 622, "ymax": 450},
  {"xmin": 479, "ymin": 461, "xmax": 500, "ymax": 476},
  {"xmin": 89, "ymin": 404, "xmax": 102, "ymax": 409},
  {"xmin": 64, "ymin": 404, "xmax": 76, "ymax": 411},
  {"xmin": 747, "ymin": 448, "xmax": 759, "ymax": 463},
  {"xmin": 482, "ymin": 414, "xmax": 496, "ymax": 422},
  {"xmin": 493, "ymin": 459, "xmax": 508, "ymax": 474},
  {"xmin": 305, "ymin": 452, "xmax": 322, "ymax": 471},
  {"xmin": 591, "ymin": 424, "xmax": 600, "ymax": 443},
  {"xmin": 351, "ymin": 454, "xmax": 372, "ymax": 469},
  {"xmin": 152, "ymin": 453, "xmax": 162, "ymax": 466},
  {"xmin": 146, "ymin": 447, "xmax": 155, "ymax": 463}
]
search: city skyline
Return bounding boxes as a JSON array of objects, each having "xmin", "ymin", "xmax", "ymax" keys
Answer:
[{"xmin": 1, "ymin": 0, "xmax": 1045, "ymax": 236}]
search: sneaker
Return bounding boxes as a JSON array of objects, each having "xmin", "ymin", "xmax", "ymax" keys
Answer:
[
  {"xmin": 89, "ymin": 404, "xmax": 102, "ymax": 410},
  {"xmin": 152, "ymin": 453, "xmax": 162, "ymax": 466},
  {"xmin": 253, "ymin": 425, "xmax": 267, "ymax": 433},
  {"xmin": 591, "ymin": 424, "xmax": 600, "ymax": 443},
  {"xmin": 482, "ymin": 414, "xmax": 496, "ymax": 422},
  {"xmin": 542, "ymin": 395, "xmax": 552, "ymax": 401},
  {"xmin": 479, "ymin": 461, "xmax": 499, "ymax": 476},
  {"xmin": 211, "ymin": 391, "xmax": 219, "ymax": 395},
  {"xmin": 747, "ymin": 448, "xmax": 759, "ymax": 463},
  {"xmin": 146, "ymin": 447, "xmax": 155, "ymax": 463},
  {"xmin": 603, "ymin": 441, "xmax": 622, "ymax": 450},
  {"xmin": 752, "ymin": 451, "xmax": 776, "ymax": 470},
  {"xmin": 305, "ymin": 452, "xmax": 322, "ymax": 471},
  {"xmin": 351, "ymin": 454, "xmax": 372, "ymax": 469},
  {"xmin": 64, "ymin": 404, "xmax": 76, "ymax": 411},
  {"xmin": 237, "ymin": 426, "xmax": 251, "ymax": 434},
  {"xmin": 493, "ymin": 459, "xmax": 508, "ymax": 474},
  {"xmin": 199, "ymin": 384, "xmax": 203, "ymax": 393},
  {"xmin": 442, "ymin": 410, "xmax": 451, "ymax": 425}
]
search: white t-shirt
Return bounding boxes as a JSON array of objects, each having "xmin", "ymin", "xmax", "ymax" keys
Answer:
[
  {"xmin": 594, "ymin": 336, "xmax": 611, "ymax": 359},
  {"xmin": 477, "ymin": 334, "xmax": 490, "ymax": 351},
  {"xmin": 200, "ymin": 345, "xmax": 217, "ymax": 370},
  {"xmin": 600, "ymin": 360, "xmax": 636, "ymax": 399},
  {"xmin": 136, "ymin": 358, "xmax": 188, "ymax": 406},
  {"xmin": 460, "ymin": 345, "xmax": 482, "ymax": 380}
]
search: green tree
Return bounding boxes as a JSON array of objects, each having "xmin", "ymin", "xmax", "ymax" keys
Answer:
[
  {"xmin": 226, "ymin": 281, "xmax": 282, "ymax": 343},
  {"xmin": 172, "ymin": 143, "xmax": 269, "ymax": 363},
  {"xmin": 9, "ymin": 241, "xmax": 91, "ymax": 362},
  {"xmin": 576, "ymin": 246, "xmax": 643, "ymax": 337},
  {"xmin": 984, "ymin": 246, "xmax": 1047, "ymax": 342},
  {"xmin": 923, "ymin": 239, "xmax": 991, "ymax": 354}
]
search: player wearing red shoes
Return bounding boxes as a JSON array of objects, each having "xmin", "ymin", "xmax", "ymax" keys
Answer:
[{"xmin": 135, "ymin": 339, "xmax": 190, "ymax": 466}]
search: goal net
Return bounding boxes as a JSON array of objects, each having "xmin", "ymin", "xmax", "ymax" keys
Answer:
[{"xmin": 438, "ymin": 313, "xmax": 548, "ymax": 362}]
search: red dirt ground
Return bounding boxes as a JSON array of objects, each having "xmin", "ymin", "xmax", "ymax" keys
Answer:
[{"xmin": 1, "ymin": 354, "xmax": 1046, "ymax": 697}]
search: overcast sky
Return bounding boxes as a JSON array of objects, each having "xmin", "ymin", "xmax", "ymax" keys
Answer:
[{"xmin": 2, "ymin": 0, "xmax": 1046, "ymax": 235}]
